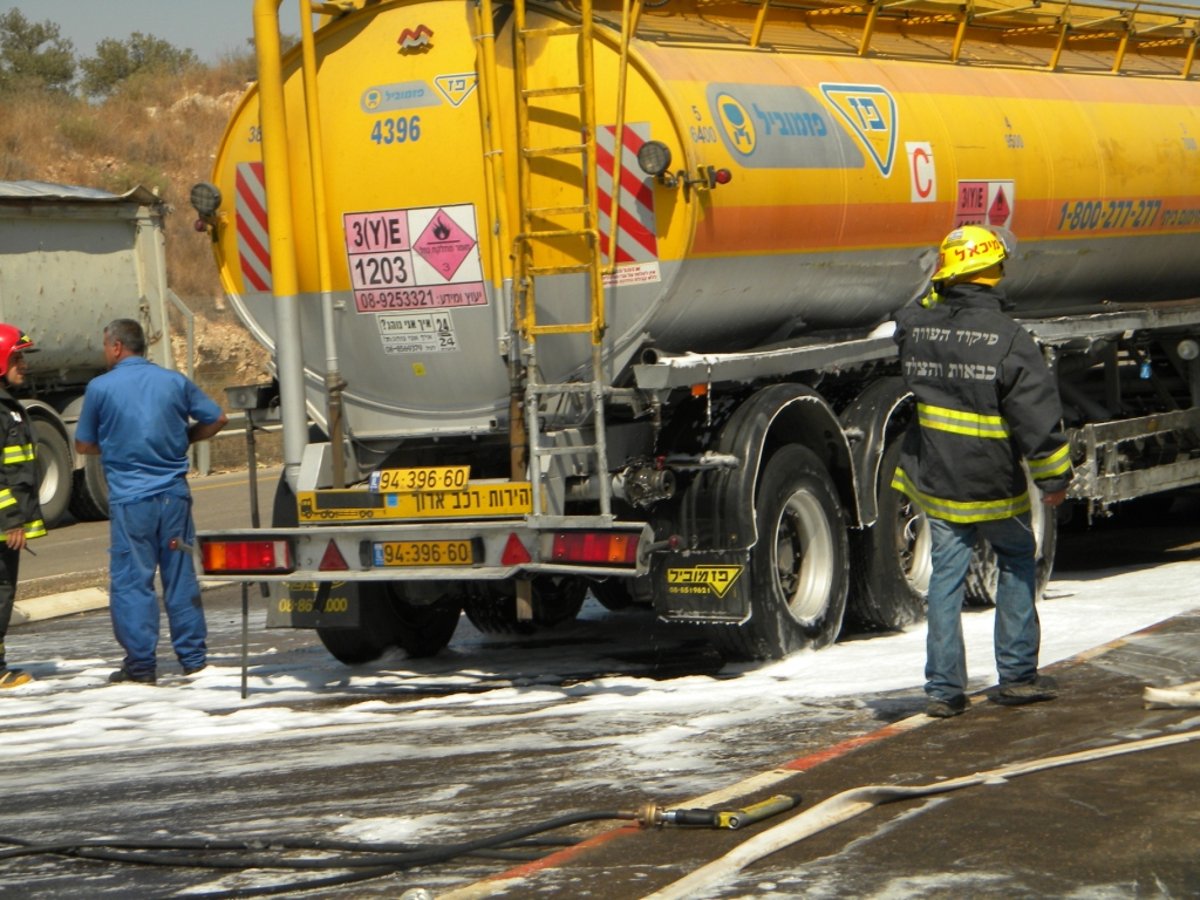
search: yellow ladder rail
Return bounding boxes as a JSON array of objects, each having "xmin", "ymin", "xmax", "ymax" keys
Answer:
[
  {"xmin": 512, "ymin": 0, "xmax": 604, "ymax": 346},
  {"xmin": 512, "ymin": 0, "xmax": 614, "ymax": 519}
]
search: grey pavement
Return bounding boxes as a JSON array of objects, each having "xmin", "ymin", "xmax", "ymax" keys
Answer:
[
  {"xmin": 11, "ymin": 465, "xmax": 275, "ymax": 624},
  {"xmin": 476, "ymin": 610, "xmax": 1200, "ymax": 898}
]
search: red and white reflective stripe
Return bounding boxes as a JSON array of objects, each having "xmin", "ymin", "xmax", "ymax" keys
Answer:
[
  {"xmin": 596, "ymin": 123, "xmax": 658, "ymax": 265},
  {"xmin": 235, "ymin": 162, "xmax": 272, "ymax": 292}
]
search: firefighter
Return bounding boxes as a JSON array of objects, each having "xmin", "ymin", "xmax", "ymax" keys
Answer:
[
  {"xmin": 0, "ymin": 325, "xmax": 46, "ymax": 689},
  {"xmin": 893, "ymin": 225, "xmax": 1073, "ymax": 718}
]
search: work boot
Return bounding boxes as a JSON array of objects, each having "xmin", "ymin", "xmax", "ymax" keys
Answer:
[
  {"xmin": 182, "ymin": 663, "xmax": 207, "ymax": 677},
  {"xmin": 994, "ymin": 675, "xmax": 1058, "ymax": 705},
  {"xmin": 109, "ymin": 666, "xmax": 157, "ymax": 685},
  {"xmin": 0, "ymin": 668, "xmax": 31, "ymax": 688},
  {"xmin": 924, "ymin": 694, "xmax": 968, "ymax": 718}
]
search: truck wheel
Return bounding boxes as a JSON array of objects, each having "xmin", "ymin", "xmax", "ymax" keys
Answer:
[
  {"xmin": 316, "ymin": 589, "xmax": 393, "ymax": 664},
  {"xmin": 69, "ymin": 455, "xmax": 110, "ymax": 521},
  {"xmin": 317, "ymin": 583, "xmax": 462, "ymax": 663},
  {"xmin": 463, "ymin": 577, "xmax": 585, "ymax": 634},
  {"xmin": 964, "ymin": 500, "xmax": 1058, "ymax": 607},
  {"xmin": 590, "ymin": 577, "xmax": 634, "ymax": 611},
  {"xmin": 32, "ymin": 418, "xmax": 72, "ymax": 528},
  {"xmin": 385, "ymin": 584, "xmax": 462, "ymax": 658},
  {"xmin": 531, "ymin": 577, "xmax": 586, "ymax": 626},
  {"xmin": 709, "ymin": 445, "xmax": 849, "ymax": 660},
  {"xmin": 849, "ymin": 441, "xmax": 930, "ymax": 631},
  {"xmin": 317, "ymin": 622, "xmax": 391, "ymax": 665},
  {"xmin": 464, "ymin": 583, "xmax": 533, "ymax": 634}
]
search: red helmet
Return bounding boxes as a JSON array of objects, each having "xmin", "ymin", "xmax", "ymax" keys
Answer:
[{"xmin": 0, "ymin": 324, "xmax": 35, "ymax": 377}]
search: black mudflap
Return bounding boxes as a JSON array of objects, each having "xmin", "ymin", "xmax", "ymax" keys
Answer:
[
  {"xmin": 651, "ymin": 550, "xmax": 752, "ymax": 624},
  {"xmin": 264, "ymin": 580, "xmax": 362, "ymax": 629}
]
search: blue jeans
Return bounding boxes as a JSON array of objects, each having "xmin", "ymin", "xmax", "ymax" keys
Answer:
[
  {"xmin": 925, "ymin": 514, "xmax": 1039, "ymax": 702},
  {"xmin": 109, "ymin": 492, "xmax": 207, "ymax": 677}
]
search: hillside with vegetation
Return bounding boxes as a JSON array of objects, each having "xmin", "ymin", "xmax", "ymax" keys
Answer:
[{"xmin": 0, "ymin": 10, "xmax": 275, "ymax": 395}]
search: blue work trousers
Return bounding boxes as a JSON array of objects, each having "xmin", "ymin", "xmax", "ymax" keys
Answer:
[
  {"xmin": 108, "ymin": 492, "xmax": 207, "ymax": 677},
  {"xmin": 925, "ymin": 513, "xmax": 1039, "ymax": 703}
]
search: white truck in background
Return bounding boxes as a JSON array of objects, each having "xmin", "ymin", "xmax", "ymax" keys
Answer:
[{"xmin": 0, "ymin": 181, "xmax": 176, "ymax": 525}]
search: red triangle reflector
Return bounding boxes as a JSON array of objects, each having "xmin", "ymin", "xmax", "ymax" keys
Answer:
[
  {"xmin": 318, "ymin": 540, "xmax": 349, "ymax": 571},
  {"xmin": 501, "ymin": 533, "xmax": 531, "ymax": 565}
]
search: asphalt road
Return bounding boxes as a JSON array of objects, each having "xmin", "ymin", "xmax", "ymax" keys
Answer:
[
  {"xmin": 4, "ymin": 481, "xmax": 1197, "ymax": 898},
  {"xmin": 20, "ymin": 467, "xmax": 280, "ymax": 599}
]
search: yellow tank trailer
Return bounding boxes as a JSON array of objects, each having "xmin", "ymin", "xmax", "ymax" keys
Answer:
[{"xmin": 195, "ymin": 0, "xmax": 1200, "ymax": 666}]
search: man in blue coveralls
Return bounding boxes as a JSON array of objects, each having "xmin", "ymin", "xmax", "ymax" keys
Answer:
[{"xmin": 76, "ymin": 319, "xmax": 228, "ymax": 684}]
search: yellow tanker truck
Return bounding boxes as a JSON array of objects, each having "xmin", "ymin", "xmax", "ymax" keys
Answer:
[{"xmin": 194, "ymin": 0, "xmax": 1200, "ymax": 664}]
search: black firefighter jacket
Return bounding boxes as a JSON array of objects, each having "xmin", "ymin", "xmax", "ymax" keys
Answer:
[
  {"xmin": 892, "ymin": 282, "xmax": 1073, "ymax": 523},
  {"xmin": 0, "ymin": 385, "xmax": 46, "ymax": 542}
]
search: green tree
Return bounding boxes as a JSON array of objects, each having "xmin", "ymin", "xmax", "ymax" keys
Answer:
[
  {"xmin": 0, "ymin": 9, "xmax": 75, "ymax": 93},
  {"xmin": 79, "ymin": 32, "xmax": 198, "ymax": 98}
]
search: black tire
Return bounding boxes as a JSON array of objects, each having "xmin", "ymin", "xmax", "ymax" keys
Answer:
[
  {"xmin": 69, "ymin": 454, "xmax": 109, "ymax": 521},
  {"xmin": 463, "ymin": 577, "xmax": 586, "ymax": 634},
  {"xmin": 590, "ymin": 578, "xmax": 634, "ymax": 611},
  {"xmin": 707, "ymin": 445, "xmax": 849, "ymax": 661},
  {"xmin": 1114, "ymin": 492, "xmax": 1175, "ymax": 523},
  {"xmin": 387, "ymin": 584, "xmax": 462, "ymax": 658},
  {"xmin": 463, "ymin": 582, "xmax": 533, "ymax": 634},
  {"xmin": 964, "ymin": 474, "xmax": 1058, "ymax": 607},
  {"xmin": 31, "ymin": 418, "xmax": 72, "ymax": 528},
  {"xmin": 318, "ymin": 582, "xmax": 462, "ymax": 664},
  {"xmin": 317, "ymin": 586, "xmax": 394, "ymax": 665},
  {"xmin": 530, "ymin": 576, "xmax": 586, "ymax": 626},
  {"xmin": 849, "ymin": 441, "xmax": 930, "ymax": 631}
]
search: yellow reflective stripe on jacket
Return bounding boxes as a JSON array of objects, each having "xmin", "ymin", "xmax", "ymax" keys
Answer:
[
  {"xmin": 1028, "ymin": 442, "xmax": 1072, "ymax": 480},
  {"xmin": 2, "ymin": 442, "xmax": 35, "ymax": 464},
  {"xmin": 0, "ymin": 488, "xmax": 14, "ymax": 510},
  {"xmin": 916, "ymin": 403, "xmax": 1010, "ymax": 439},
  {"xmin": 0, "ymin": 519, "xmax": 44, "ymax": 541},
  {"xmin": 891, "ymin": 467, "xmax": 1031, "ymax": 523}
]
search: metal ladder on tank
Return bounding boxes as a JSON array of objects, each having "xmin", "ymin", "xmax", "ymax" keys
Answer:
[{"xmin": 511, "ymin": 0, "xmax": 613, "ymax": 521}]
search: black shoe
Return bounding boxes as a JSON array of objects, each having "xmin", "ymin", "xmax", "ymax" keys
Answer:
[
  {"xmin": 182, "ymin": 663, "xmax": 207, "ymax": 676},
  {"xmin": 109, "ymin": 666, "xmax": 157, "ymax": 685},
  {"xmin": 925, "ymin": 694, "xmax": 968, "ymax": 718},
  {"xmin": 994, "ymin": 675, "xmax": 1058, "ymax": 706}
]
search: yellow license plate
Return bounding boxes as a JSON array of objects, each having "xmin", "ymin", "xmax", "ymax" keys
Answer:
[
  {"xmin": 298, "ymin": 482, "xmax": 532, "ymax": 521},
  {"xmin": 371, "ymin": 465, "xmax": 470, "ymax": 493},
  {"xmin": 373, "ymin": 540, "xmax": 475, "ymax": 567}
]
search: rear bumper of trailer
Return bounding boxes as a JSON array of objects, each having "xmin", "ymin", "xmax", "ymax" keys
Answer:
[{"xmin": 197, "ymin": 519, "xmax": 655, "ymax": 583}]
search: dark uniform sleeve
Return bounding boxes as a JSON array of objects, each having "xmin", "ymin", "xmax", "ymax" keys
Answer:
[
  {"xmin": 998, "ymin": 328, "xmax": 1074, "ymax": 494},
  {"xmin": 0, "ymin": 414, "xmax": 25, "ymax": 533}
]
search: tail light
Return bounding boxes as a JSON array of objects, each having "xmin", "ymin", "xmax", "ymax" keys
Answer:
[
  {"xmin": 551, "ymin": 531, "xmax": 639, "ymax": 566},
  {"xmin": 200, "ymin": 539, "xmax": 293, "ymax": 575}
]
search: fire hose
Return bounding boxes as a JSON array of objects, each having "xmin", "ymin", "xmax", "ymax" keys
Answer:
[
  {"xmin": 0, "ymin": 798, "xmax": 798, "ymax": 899},
  {"xmin": 643, "ymin": 726, "xmax": 1200, "ymax": 900}
]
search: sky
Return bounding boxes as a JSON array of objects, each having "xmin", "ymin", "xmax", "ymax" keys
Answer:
[
  {"xmin": 1, "ymin": 1, "xmax": 304, "ymax": 62},
  {"xmin": 9, "ymin": 0, "xmax": 1199, "ymax": 64}
]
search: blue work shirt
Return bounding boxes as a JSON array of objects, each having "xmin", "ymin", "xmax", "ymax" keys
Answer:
[{"xmin": 76, "ymin": 357, "xmax": 224, "ymax": 505}]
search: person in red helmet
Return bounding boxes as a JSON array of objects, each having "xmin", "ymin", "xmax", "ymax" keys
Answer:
[{"xmin": 0, "ymin": 325, "xmax": 47, "ymax": 689}]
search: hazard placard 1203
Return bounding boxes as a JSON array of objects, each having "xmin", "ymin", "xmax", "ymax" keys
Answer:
[{"xmin": 343, "ymin": 204, "xmax": 487, "ymax": 314}]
